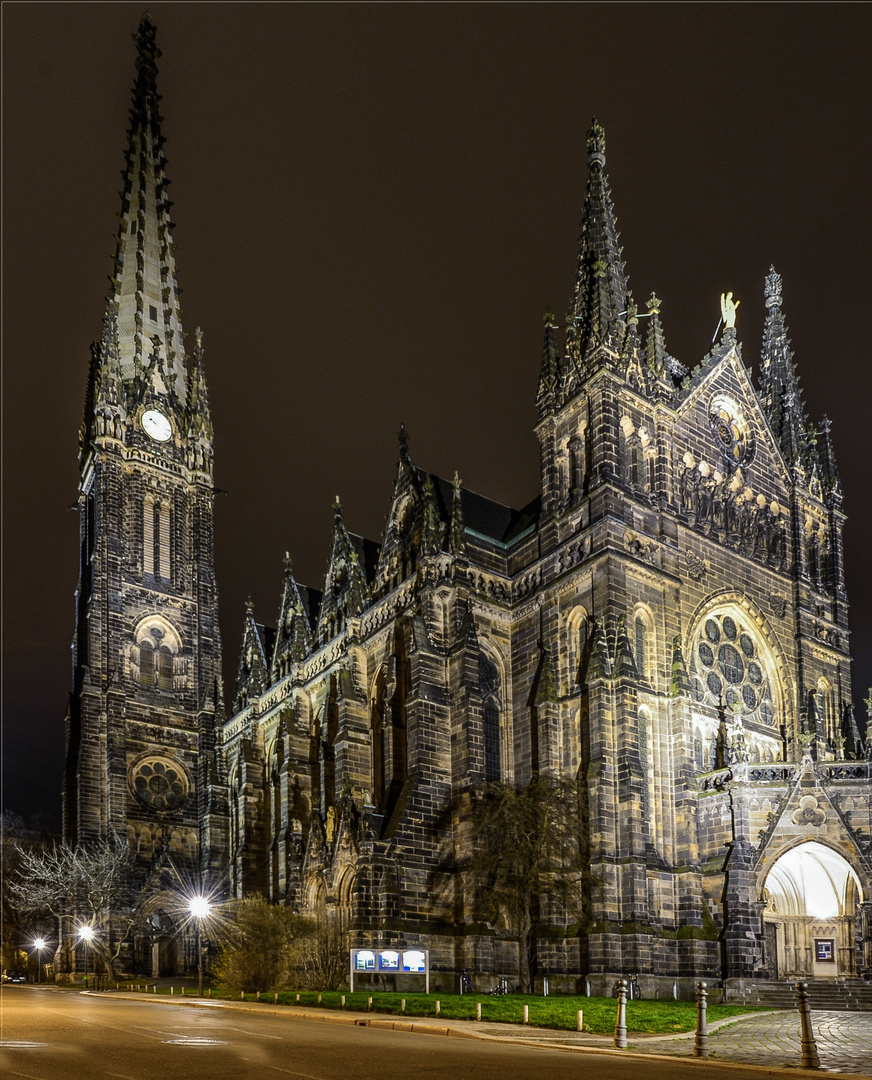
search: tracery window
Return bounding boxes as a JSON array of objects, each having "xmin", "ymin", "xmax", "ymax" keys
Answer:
[{"xmin": 689, "ymin": 613, "xmax": 776, "ymax": 731}]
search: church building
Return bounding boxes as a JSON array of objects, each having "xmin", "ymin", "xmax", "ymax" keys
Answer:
[{"xmin": 66, "ymin": 15, "xmax": 871, "ymax": 995}]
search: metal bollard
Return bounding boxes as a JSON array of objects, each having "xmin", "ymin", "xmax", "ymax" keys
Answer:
[
  {"xmin": 523, "ymin": 1004, "xmax": 529, "ymax": 1024},
  {"xmin": 693, "ymin": 981, "xmax": 709, "ymax": 1057},
  {"xmin": 367, "ymin": 996, "xmax": 372, "ymax": 1011},
  {"xmin": 577, "ymin": 1009, "xmax": 583, "ymax": 1032},
  {"xmin": 795, "ymin": 982, "xmax": 821, "ymax": 1069},
  {"xmin": 613, "ymin": 979, "xmax": 628, "ymax": 1049},
  {"xmin": 341, "ymin": 995, "xmax": 345, "ymax": 1007},
  {"xmin": 400, "ymin": 999, "xmax": 405, "ymax": 1012},
  {"xmin": 435, "ymin": 1000, "xmax": 440, "ymax": 1016},
  {"xmin": 476, "ymin": 1001, "xmax": 482, "ymax": 1021}
]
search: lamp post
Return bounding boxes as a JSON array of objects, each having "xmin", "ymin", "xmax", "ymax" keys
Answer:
[
  {"xmin": 188, "ymin": 896, "xmax": 211, "ymax": 996},
  {"xmin": 78, "ymin": 925, "xmax": 94, "ymax": 986},
  {"xmin": 33, "ymin": 937, "xmax": 46, "ymax": 984}
]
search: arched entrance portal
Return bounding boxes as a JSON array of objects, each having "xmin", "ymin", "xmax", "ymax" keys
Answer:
[{"xmin": 762, "ymin": 843, "xmax": 862, "ymax": 978}]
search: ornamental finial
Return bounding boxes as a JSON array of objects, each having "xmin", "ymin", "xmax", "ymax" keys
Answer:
[
  {"xmin": 586, "ymin": 117, "xmax": 606, "ymax": 169},
  {"xmin": 764, "ymin": 267, "xmax": 782, "ymax": 310}
]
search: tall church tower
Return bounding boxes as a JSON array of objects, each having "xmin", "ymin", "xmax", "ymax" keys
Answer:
[{"xmin": 64, "ymin": 15, "xmax": 223, "ymax": 884}]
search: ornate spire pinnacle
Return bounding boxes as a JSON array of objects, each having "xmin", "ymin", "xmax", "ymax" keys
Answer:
[
  {"xmin": 759, "ymin": 268, "xmax": 809, "ymax": 464},
  {"xmin": 448, "ymin": 472, "xmax": 466, "ymax": 555},
  {"xmin": 568, "ymin": 118, "xmax": 630, "ymax": 368},
  {"xmin": 536, "ymin": 310, "xmax": 561, "ymax": 417},
  {"xmin": 108, "ymin": 14, "xmax": 187, "ymax": 400},
  {"xmin": 271, "ymin": 551, "xmax": 313, "ymax": 677},
  {"xmin": 186, "ymin": 326, "xmax": 213, "ymax": 445}
]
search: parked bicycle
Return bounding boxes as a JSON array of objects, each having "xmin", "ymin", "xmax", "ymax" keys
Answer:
[{"xmin": 487, "ymin": 977, "xmax": 511, "ymax": 996}]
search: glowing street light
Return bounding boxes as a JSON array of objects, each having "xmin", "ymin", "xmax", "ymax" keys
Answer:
[
  {"xmin": 33, "ymin": 937, "xmax": 47, "ymax": 984},
  {"xmin": 78, "ymin": 925, "xmax": 94, "ymax": 986},
  {"xmin": 188, "ymin": 896, "xmax": 211, "ymax": 996}
]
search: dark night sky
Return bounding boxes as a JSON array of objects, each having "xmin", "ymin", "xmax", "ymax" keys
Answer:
[{"xmin": 3, "ymin": 3, "xmax": 871, "ymax": 829}]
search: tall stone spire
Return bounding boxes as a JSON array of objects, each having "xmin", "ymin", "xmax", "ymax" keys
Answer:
[
  {"xmin": 107, "ymin": 13, "xmax": 187, "ymax": 400},
  {"xmin": 567, "ymin": 119, "xmax": 629, "ymax": 367},
  {"xmin": 759, "ymin": 269, "xmax": 809, "ymax": 464}
]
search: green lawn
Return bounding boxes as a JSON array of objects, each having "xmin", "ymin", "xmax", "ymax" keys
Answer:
[{"xmin": 119, "ymin": 985, "xmax": 764, "ymax": 1035}]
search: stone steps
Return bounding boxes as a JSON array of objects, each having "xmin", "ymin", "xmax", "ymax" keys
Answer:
[{"xmin": 725, "ymin": 978, "xmax": 872, "ymax": 1011}]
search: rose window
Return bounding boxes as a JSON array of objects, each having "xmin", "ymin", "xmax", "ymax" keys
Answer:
[
  {"xmin": 690, "ymin": 614, "xmax": 775, "ymax": 728},
  {"xmin": 130, "ymin": 756, "xmax": 189, "ymax": 811}
]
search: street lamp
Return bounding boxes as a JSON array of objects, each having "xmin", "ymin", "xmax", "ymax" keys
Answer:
[
  {"xmin": 188, "ymin": 896, "xmax": 211, "ymax": 996},
  {"xmin": 33, "ymin": 937, "xmax": 46, "ymax": 984},
  {"xmin": 78, "ymin": 925, "xmax": 94, "ymax": 986}
]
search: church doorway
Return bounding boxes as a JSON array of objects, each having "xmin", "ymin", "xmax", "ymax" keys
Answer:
[
  {"xmin": 762, "ymin": 842, "xmax": 862, "ymax": 978},
  {"xmin": 146, "ymin": 910, "xmax": 178, "ymax": 978}
]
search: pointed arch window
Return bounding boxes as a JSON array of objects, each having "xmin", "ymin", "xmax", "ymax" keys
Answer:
[
  {"xmin": 139, "ymin": 640, "xmax": 154, "ymax": 687},
  {"xmin": 635, "ymin": 617, "xmax": 646, "ymax": 681},
  {"xmin": 144, "ymin": 495, "xmax": 171, "ymax": 583},
  {"xmin": 483, "ymin": 699, "xmax": 501, "ymax": 782}
]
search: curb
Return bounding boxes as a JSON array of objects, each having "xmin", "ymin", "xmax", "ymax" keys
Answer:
[{"xmin": 82, "ymin": 992, "xmax": 870, "ymax": 1078}]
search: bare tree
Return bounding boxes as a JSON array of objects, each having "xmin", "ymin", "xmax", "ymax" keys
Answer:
[
  {"xmin": 467, "ymin": 775, "xmax": 590, "ymax": 993},
  {"xmin": 9, "ymin": 831, "xmax": 148, "ymax": 979},
  {"xmin": 1, "ymin": 812, "xmax": 54, "ymax": 972},
  {"xmin": 292, "ymin": 916, "xmax": 349, "ymax": 991}
]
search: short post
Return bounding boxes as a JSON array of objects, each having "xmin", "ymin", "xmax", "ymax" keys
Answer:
[
  {"xmin": 171, "ymin": 986, "xmax": 174, "ymax": 995},
  {"xmin": 341, "ymin": 994, "xmax": 345, "ymax": 1008},
  {"xmin": 543, "ymin": 976, "xmax": 549, "ymax": 997},
  {"xmin": 400, "ymin": 998, "xmax": 405, "ymax": 1012},
  {"xmin": 240, "ymin": 990, "xmax": 244, "ymax": 1000},
  {"xmin": 577, "ymin": 1009, "xmax": 583, "ymax": 1032},
  {"xmin": 435, "ymin": 1000, "xmax": 440, "ymax": 1016},
  {"xmin": 523, "ymin": 1004, "xmax": 529, "ymax": 1024},
  {"xmin": 693, "ymin": 981, "xmax": 709, "ymax": 1058},
  {"xmin": 256, "ymin": 990, "xmax": 260, "ymax": 1001},
  {"xmin": 476, "ymin": 1001, "xmax": 482, "ymax": 1021},
  {"xmin": 795, "ymin": 982, "xmax": 821, "ymax": 1069},
  {"xmin": 367, "ymin": 996, "xmax": 372, "ymax": 1011},
  {"xmin": 317, "ymin": 993, "xmax": 322, "ymax": 1004},
  {"xmin": 613, "ymin": 979, "xmax": 628, "ymax": 1049},
  {"xmin": 585, "ymin": 977, "xmax": 591, "ymax": 997},
  {"xmin": 296, "ymin": 993, "xmax": 300, "ymax": 1002}
]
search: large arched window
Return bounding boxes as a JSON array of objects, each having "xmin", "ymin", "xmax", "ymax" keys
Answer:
[
  {"xmin": 134, "ymin": 616, "xmax": 181, "ymax": 693},
  {"xmin": 565, "ymin": 606, "xmax": 589, "ymax": 690},
  {"xmin": 817, "ymin": 678, "xmax": 837, "ymax": 744}
]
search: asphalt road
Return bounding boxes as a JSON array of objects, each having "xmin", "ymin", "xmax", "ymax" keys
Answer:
[{"xmin": 0, "ymin": 986, "xmax": 835, "ymax": 1080}]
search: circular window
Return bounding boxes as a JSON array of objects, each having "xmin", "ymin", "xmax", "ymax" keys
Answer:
[
  {"xmin": 130, "ymin": 756, "xmax": 189, "ymax": 812},
  {"xmin": 692, "ymin": 614, "xmax": 774, "ymax": 730}
]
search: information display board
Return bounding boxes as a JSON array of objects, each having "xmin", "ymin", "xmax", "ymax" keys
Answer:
[{"xmin": 350, "ymin": 948, "xmax": 430, "ymax": 992}]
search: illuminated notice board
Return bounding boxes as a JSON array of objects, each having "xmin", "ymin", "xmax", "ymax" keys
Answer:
[{"xmin": 349, "ymin": 949, "xmax": 430, "ymax": 990}]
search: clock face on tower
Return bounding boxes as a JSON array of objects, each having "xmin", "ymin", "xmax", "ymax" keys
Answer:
[{"xmin": 141, "ymin": 408, "xmax": 172, "ymax": 442}]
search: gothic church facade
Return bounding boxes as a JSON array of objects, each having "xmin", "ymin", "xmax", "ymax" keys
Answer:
[{"xmin": 67, "ymin": 17, "xmax": 871, "ymax": 992}]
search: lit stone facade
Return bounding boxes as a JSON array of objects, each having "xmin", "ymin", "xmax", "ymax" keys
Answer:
[{"xmin": 70, "ymin": 18, "xmax": 870, "ymax": 990}]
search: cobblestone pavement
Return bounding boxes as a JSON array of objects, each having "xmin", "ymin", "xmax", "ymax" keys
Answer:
[
  {"xmin": 471, "ymin": 1009, "xmax": 872, "ymax": 1076},
  {"xmin": 648, "ymin": 1010, "xmax": 872, "ymax": 1075}
]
